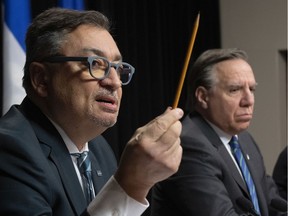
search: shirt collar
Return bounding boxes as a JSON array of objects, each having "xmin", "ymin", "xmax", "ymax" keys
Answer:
[{"xmin": 204, "ymin": 118, "xmax": 234, "ymax": 146}]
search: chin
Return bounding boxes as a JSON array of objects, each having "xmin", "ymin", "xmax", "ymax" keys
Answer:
[
  {"xmin": 100, "ymin": 118, "xmax": 117, "ymax": 128},
  {"xmin": 90, "ymin": 114, "xmax": 117, "ymax": 128},
  {"xmin": 237, "ymin": 124, "xmax": 250, "ymax": 133}
]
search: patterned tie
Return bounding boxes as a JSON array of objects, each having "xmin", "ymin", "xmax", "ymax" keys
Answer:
[
  {"xmin": 72, "ymin": 151, "xmax": 95, "ymax": 205},
  {"xmin": 229, "ymin": 136, "xmax": 261, "ymax": 215}
]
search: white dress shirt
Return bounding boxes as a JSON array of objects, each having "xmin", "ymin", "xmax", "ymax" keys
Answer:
[
  {"xmin": 206, "ymin": 120, "xmax": 244, "ymax": 178},
  {"xmin": 49, "ymin": 119, "xmax": 148, "ymax": 216}
]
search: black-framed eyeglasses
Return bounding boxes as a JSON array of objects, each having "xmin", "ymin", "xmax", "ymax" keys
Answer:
[{"xmin": 42, "ymin": 56, "xmax": 135, "ymax": 85}]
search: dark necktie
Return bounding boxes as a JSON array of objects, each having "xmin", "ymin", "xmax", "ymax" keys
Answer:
[
  {"xmin": 229, "ymin": 136, "xmax": 260, "ymax": 215},
  {"xmin": 71, "ymin": 151, "xmax": 95, "ymax": 205}
]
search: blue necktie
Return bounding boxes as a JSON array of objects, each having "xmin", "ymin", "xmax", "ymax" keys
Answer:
[
  {"xmin": 72, "ymin": 151, "xmax": 95, "ymax": 205},
  {"xmin": 229, "ymin": 136, "xmax": 260, "ymax": 215}
]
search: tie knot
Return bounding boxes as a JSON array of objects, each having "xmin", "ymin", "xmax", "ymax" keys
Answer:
[
  {"xmin": 72, "ymin": 151, "xmax": 88, "ymax": 158},
  {"xmin": 229, "ymin": 135, "xmax": 240, "ymax": 151},
  {"xmin": 71, "ymin": 151, "xmax": 91, "ymax": 173}
]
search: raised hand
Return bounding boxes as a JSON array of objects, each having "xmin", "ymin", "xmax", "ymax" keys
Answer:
[{"xmin": 115, "ymin": 108, "xmax": 183, "ymax": 202}]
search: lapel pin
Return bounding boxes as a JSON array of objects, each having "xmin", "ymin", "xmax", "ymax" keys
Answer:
[
  {"xmin": 246, "ymin": 154, "xmax": 250, "ymax": 160},
  {"xmin": 96, "ymin": 170, "xmax": 102, "ymax": 176}
]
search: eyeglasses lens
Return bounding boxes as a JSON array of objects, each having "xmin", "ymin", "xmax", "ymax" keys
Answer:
[
  {"xmin": 91, "ymin": 58, "xmax": 108, "ymax": 79},
  {"xmin": 118, "ymin": 64, "xmax": 132, "ymax": 84},
  {"xmin": 91, "ymin": 58, "xmax": 132, "ymax": 84}
]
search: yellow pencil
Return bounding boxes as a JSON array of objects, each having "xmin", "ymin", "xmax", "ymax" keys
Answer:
[{"xmin": 172, "ymin": 12, "xmax": 200, "ymax": 108}]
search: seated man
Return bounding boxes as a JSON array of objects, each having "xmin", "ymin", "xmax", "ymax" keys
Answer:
[{"xmin": 151, "ymin": 48, "xmax": 287, "ymax": 216}]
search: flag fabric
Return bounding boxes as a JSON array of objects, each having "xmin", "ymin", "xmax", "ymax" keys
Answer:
[
  {"xmin": 58, "ymin": 0, "xmax": 85, "ymax": 10},
  {"xmin": 2, "ymin": 0, "xmax": 31, "ymax": 114},
  {"xmin": 2, "ymin": 0, "xmax": 84, "ymax": 115}
]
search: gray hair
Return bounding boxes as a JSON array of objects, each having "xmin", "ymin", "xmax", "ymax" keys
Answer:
[
  {"xmin": 186, "ymin": 48, "xmax": 249, "ymax": 110},
  {"xmin": 23, "ymin": 7, "xmax": 111, "ymax": 91}
]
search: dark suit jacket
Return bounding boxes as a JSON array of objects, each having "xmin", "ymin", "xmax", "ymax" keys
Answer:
[
  {"xmin": 0, "ymin": 97, "xmax": 117, "ymax": 216},
  {"xmin": 151, "ymin": 112, "xmax": 285, "ymax": 216},
  {"xmin": 273, "ymin": 146, "xmax": 287, "ymax": 200}
]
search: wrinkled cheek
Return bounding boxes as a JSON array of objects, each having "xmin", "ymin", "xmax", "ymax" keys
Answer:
[
  {"xmin": 118, "ymin": 91, "xmax": 123, "ymax": 107},
  {"xmin": 250, "ymin": 106, "xmax": 255, "ymax": 114}
]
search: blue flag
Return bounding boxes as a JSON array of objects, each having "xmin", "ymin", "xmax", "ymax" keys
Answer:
[
  {"xmin": 58, "ymin": 0, "xmax": 85, "ymax": 10},
  {"xmin": 2, "ymin": 0, "xmax": 31, "ymax": 114}
]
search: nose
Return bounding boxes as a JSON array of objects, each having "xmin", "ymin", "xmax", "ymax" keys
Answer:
[
  {"xmin": 241, "ymin": 88, "xmax": 254, "ymax": 107},
  {"xmin": 99, "ymin": 67, "xmax": 122, "ymax": 89}
]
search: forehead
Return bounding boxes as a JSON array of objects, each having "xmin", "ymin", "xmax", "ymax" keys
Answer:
[
  {"xmin": 214, "ymin": 59, "xmax": 255, "ymax": 83},
  {"xmin": 62, "ymin": 25, "xmax": 121, "ymax": 60}
]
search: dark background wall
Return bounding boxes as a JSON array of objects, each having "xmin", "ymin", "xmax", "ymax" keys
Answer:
[
  {"xmin": 1, "ymin": 1, "xmax": 220, "ymax": 214},
  {"xmin": 1, "ymin": 0, "xmax": 220, "ymax": 158}
]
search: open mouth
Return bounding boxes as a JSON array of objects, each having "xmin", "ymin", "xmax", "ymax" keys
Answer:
[
  {"xmin": 95, "ymin": 95, "xmax": 118, "ymax": 112},
  {"xmin": 96, "ymin": 98, "xmax": 115, "ymax": 105},
  {"xmin": 96, "ymin": 94, "xmax": 116, "ymax": 104}
]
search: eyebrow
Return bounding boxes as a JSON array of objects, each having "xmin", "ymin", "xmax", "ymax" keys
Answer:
[
  {"xmin": 82, "ymin": 48, "xmax": 122, "ymax": 61},
  {"xmin": 227, "ymin": 82, "xmax": 258, "ymax": 89}
]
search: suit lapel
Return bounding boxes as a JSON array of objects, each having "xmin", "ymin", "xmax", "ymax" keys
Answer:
[
  {"xmin": 193, "ymin": 113, "xmax": 250, "ymax": 196},
  {"xmin": 47, "ymin": 141, "xmax": 87, "ymax": 214},
  {"xmin": 20, "ymin": 98, "xmax": 87, "ymax": 215},
  {"xmin": 89, "ymin": 151, "xmax": 107, "ymax": 194},
  {"xmin": 238, "ymin": 134, "xmax": 268, "ymax": 216},
  {"xmin": 218, "ymin": 144, "xmax": 249, "ymax": 194}
]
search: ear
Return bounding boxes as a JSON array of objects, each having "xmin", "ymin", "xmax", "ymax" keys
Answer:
[
  {"xmin": 195, "ymin": 86, "xmax": 209, "ymax": 109},
  {"xmin": 29, "ymin": 62, "xmax": 50, "ymax": 97}
]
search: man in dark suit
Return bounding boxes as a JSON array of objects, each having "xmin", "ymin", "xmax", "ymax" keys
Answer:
[
  {"xmin": 273, "ymin": 146, "xmax": 287, "ymax": 201},
  {"xmin": 0, "ymin": 8, "xmax": 184, "ymax": 216},
  {"xmin": 151, "ymin": 48, "xmax": 287, "ymax": 216}
]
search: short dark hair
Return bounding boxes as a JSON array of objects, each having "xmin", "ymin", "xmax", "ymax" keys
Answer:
[
  {"xmin": 23, "ymin": 8, "xmax": 111, "ymax": 91},
  {"xmin": 186, "ymin": 48, "xmax": 249, "ymax": 110}
]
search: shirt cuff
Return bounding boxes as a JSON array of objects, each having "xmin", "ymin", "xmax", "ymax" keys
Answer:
[{"xmin": 87, "ymin": 176, "xmax": 149, "ymax": 216}]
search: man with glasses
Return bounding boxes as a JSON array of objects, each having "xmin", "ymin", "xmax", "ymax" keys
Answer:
[{"xmin": 0, "ymin": 8, "xmax": 183, "ymax": 216}]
